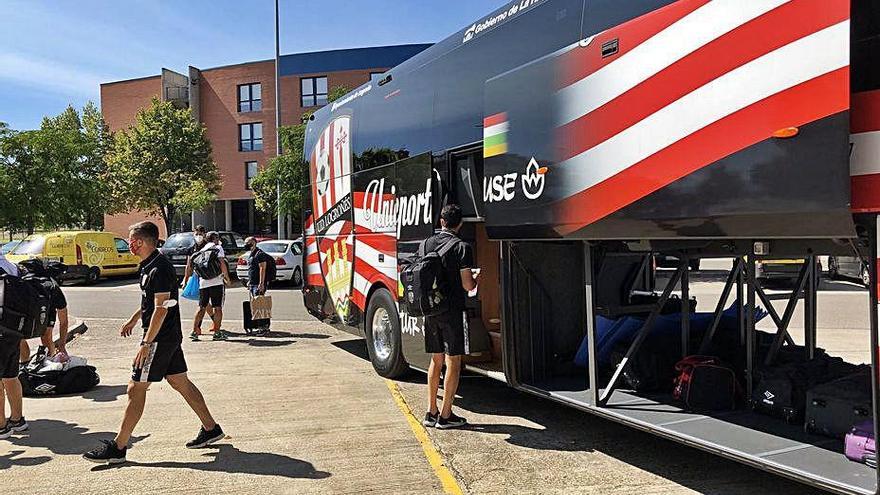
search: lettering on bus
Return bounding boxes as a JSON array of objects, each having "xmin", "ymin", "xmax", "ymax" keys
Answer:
[
  {"xmin": 483, "ymin": 157, "xmax": 546, "ymax": 203},
  {"xmin": 315, "ymin": 194, "xmax": 353, "ymax": 235},
  {"xmin": 400, "ymin": 310, "xmax": 423, "ymax": 336},
  {"xmin": 462, "ymin": 0, "xmax": 547, "ymax": 44},
  {"xmin": 362, "ymin": 177, "xmax": 432, "ymax": 234}
]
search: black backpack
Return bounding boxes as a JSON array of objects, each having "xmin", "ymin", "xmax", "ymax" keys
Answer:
[
  {"xmin": 400, "ymin": 237, "xmax": 461, "ymax": 317},
  {"xmin": 0, "ymin": 272, "xmax": 50, "ymax": 339},
  {"xmin": 250, "ymin": 250, "xmax": 277, "ymax": 283},
  {"xmin": 191, "ymin": 248, "xmax": 222, "ymax": 279}
]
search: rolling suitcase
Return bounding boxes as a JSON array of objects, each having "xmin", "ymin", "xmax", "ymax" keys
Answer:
[
  {"xmin": 243, "ymin": 300, "xmax": 270, "ymax": 335},
  {"xmin": 805, "ymin": 368, "xmax": 872, "ymax": 439},
  {"xmin": 845, "ymin": 420, "xmax": 877, "ymax": 466}
]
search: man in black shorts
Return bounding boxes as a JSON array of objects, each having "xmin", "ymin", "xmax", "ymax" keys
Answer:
[
  {"xmin": 83, "ymin": 221, "xmax": 223, "ymax": 464},
  {"xmin": 0, "ymin": 332, "xmax": 26, "ymax": 439},
  {"xmin": 422, "ymin": 204, "xmax": 479, "ymax": 430}
]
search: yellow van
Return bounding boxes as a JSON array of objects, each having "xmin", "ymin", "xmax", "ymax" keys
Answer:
[{"xmin": 7, "ymin": 231, "xmax": 140, "ymax": 283}]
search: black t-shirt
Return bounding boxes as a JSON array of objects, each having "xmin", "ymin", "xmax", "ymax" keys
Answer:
[
  {"xmin": 424, "ymin": 230, "xmax": 474, "ymax": 311},
  {"xmin": 248, "ymin": 248, "xmax": 274, "ymax": 285},
  {"xmin": 139, "ymin": 251, "xmax": 182, "ymax": 343}
]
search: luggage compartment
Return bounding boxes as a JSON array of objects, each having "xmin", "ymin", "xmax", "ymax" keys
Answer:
[{"xmin": 505, "ymin": 240, "xmax": 878, "ymax": 495}]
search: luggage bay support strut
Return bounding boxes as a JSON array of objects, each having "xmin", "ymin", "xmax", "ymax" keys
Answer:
[
  {"xmin": 599, "ymin": 263, "xmax": 686, "ymax": 406},
  {"xmin": 698, "ymin": 257, "xmax": 744, "ymax": 355},
  {"xmin": 763, "ymin": 257, "xmax": 814, "ymax": 366}
]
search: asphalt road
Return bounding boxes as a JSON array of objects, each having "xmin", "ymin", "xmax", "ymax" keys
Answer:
[{"xmin": 6, "ymin": 264, "xmax": 874, "ymax": 493}]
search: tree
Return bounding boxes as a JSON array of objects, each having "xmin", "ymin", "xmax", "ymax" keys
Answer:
[
  {"xmin": 105, "ymin": 98, "xmax": 220, "ymax": 235},
  {"xmin": 251, "ymin": 86, "xmax": 351, "ymax": 231}
]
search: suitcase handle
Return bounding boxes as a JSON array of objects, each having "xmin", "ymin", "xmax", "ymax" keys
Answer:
[
  {"xmin": 855, "ymin": 407, "xmax": 870, "ymax": 417},
  {"xmin": 812, "ymin": 399, "xmax": 827, "ymax": 407}
]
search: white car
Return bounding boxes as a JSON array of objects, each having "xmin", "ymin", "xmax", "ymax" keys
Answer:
[{"xmin": 236, "ymin": 239, "xmax": 304, "ymax": 286}]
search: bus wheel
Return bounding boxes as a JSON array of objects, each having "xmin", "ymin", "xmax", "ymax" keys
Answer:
[
  {"xmin": 365, "ymin": 288, "xmax": 408, "ymax": 378},
  {"xmin": 86, "ymin": 267, "xmax": 100, "ymax": 285}
]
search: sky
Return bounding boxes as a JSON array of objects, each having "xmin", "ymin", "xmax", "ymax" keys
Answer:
[{"xmin": 0, "ymin": 0, "xmax": 509, "ymax": 130}]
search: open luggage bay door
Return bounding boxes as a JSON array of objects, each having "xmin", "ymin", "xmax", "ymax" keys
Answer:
[{"xmin": 482, "ymin": 0, "xmax": 854, "ymax": 241}]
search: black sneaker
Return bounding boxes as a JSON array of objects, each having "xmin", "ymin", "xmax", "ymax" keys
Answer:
[
  {"xmin": 436, "ymin": 412, "xmax": 467, "ymax": 430},
  {"xmin": 186, "ymin": 424, "xmax": 225, "ymax": 449},
  {"xmin": 423, "ymin": 411, "xmax": 439, "ymax": 427},
  {"xmin": 0, "ymin": 423, "xmax": 11, "ymax": 440},
  {"xmin": 83, "ymin": 439, "xmax": 127, "ymax": 464},
  {"xmin": 7, "ymin": 416, "xmax": 28, "ymax": 432}
]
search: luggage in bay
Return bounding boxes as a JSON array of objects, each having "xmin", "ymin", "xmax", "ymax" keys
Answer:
[
  {"xmin": 805, "ymin": 367, "xmax": 872, "ymax": 439},
  {"xmin": 672, "ymin": 355, "xmax": 738, "ymax": 411},
  {"xmin": 845, "ymin": 419, "xmax": 877, "ymax": 467}
]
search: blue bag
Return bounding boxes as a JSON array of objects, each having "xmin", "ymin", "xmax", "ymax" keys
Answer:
[{"xmin": 182, "ymin": 275, "xmax": 200, "ymax": 300}]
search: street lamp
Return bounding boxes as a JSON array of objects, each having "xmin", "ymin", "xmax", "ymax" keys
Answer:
[{"xmin": 274, "ymin": 0, "xmax": 285, "ymax": 239}]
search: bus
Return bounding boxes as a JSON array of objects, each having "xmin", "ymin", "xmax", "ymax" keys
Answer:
[{"xmin": 301, "ymin": 1, "xmax": 880, "ymax": 493}]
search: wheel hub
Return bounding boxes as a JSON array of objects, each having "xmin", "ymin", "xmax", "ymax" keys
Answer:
[{"xmin": 371, "ymin": 307, "xmax": 393, "ymax": 361}]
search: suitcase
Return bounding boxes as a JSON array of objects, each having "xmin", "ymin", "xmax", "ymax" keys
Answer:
[
  {"xmin": 845, "ymin": 420, "xmax": 876, "ymax": 466},
  {"xmin": 243, "ymin": 300, "xmax": 270, "ymax": 335},
  {"xmin": 805, "ymin": 368, "xmax": 872, "ymax": 439}
]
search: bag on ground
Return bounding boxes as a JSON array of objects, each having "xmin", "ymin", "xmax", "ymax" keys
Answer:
[
  {"xmin": 0, "ymin": 272, "xmax": 51, "ymax": 339},
  {"xmin": 399, "ymin": 238, "xmax": 461, "ymax": 317},
  {"xmin": 18, "ymin": 346, "xmax": 99, "ymax": 396},
  {"xmin": 191, "ymin": 248, "xmax": 222, "ymax": 279}
]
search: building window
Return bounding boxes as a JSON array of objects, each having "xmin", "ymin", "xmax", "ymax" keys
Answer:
[
  {"xmin": 238, "ymin": 83, "xmax": 262, "ymax": 112},
  {"xmin": 370, "ymin": 72, "xmax": 384, "ymax": 85},
  {"xmin": 301, "ymin": 76, "xmax": 328, "ymax": 107},
  {"xmin": 245, "ymin": 161, "xmax": 258, "ymax": 190},
  {"xmin": 239, "ymin": 123, "xmax": 263, "ymax": 152}
]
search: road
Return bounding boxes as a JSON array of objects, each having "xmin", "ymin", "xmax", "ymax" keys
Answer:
[{"xmin": 4, "ymin": 267, "xmax": 871, "ymax": 494}]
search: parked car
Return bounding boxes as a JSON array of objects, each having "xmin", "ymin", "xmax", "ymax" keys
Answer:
[
  {"xmin": 654, "ymin": 254, "xmax": 700, "ymax": 271},
  {"xmin": 828, "ymin": 255, "xmax": 869, "ymax": 286},
  {"xmin": 159, "ymin": 231, "xmax": 245, "ymax": 278},
  {"xmin": 6, "ymin": 231, "xmax": 139, "ymax": 283},
  {"xmin": 1, "ymin": 240, "xmax": 19, "ymax": 255},
  {"xmin": 236, "ymin": 239, "xmax": 303, "ymax": 286},
  {"xmin": 756, "ymin": 258, "xmax": 823, "ymax": 284}
]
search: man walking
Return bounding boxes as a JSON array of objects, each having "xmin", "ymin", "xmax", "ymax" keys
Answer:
[
  {"xmin": 183, "ymin": 231, "xmax": 230, "ymax": 341},
  {"xmin": 83, "ymin": 221, "xmax": 223, "ymax": 464},
  {"xmin": 243, "ymin": 237, "xmax": 273, "ymax": 335},
  {"xmin": 422, "ymin": 204, "xmax": 478, "ymax": 430}
]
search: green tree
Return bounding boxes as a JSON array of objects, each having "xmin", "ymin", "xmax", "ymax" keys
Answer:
[
  {"xmin": 105, "ymin": 98, "xmax": 220, "ymax": 235},
  {"xmin": 251, "ymin": 86, "xmax": 351, "ymax": 230}
]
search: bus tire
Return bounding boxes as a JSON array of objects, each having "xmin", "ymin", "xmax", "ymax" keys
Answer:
[{"xmin": 364, "ymin": 288, "xmax": 408, "ymax": 378}]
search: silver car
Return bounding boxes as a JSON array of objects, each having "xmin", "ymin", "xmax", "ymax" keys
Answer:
[
  {"xmin": 828, "ymin": 256, "xmax": 869, "ymax": 286},
  {"xmin": 236, "ymin": 239, "xmax": 304, "ymax": 287}
]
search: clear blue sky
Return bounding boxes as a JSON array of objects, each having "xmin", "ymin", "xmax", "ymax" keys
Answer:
[{"xmin": 0, "ymin": 0, "xmax": 508, "ymax": 130}]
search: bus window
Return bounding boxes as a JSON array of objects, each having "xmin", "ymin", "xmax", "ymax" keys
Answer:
[{"xmin": 451, "ymin": 151, "xmax": 484, "ymax": 219}]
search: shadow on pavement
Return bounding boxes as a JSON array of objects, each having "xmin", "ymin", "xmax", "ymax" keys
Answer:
[
  {"xmin": 7, "ymin": 419, "xmax": 147, "ymax": 456},
  {"xmin": 224, "ymin": 339, "xmax": 296, "ymax": 348},
  {"xmin": 91, "ymin": 443, "xmax": 331, "ymax": 479},
  {"xmin": 80, "ymin": 384, "xmax": 128, "ymax": 403},
  {"xmin": 332, "ymin": 339, "xmax": 370, "ymax": 361},
  {"xmin": 0, "ymin": 450, "xmax": 52, "ymax": 470}
]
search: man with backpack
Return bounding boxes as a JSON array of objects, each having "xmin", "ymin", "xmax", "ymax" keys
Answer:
[
  {"xmin": 243, "ymin": 237, "xmax": 275, "ymax": 335},
  {"xmin": 420, "ymin": 204, "xmax": 478, "ymax": 430},
  {"xmin": 0, "ymin": 254, "xmax": 26, "ymax": 439},
  {"xmin": 17, "ymin": 260, "xmax": 69, "ymax": 360},
  {"xmin": 83, "ymin": 221, "xmax": 223, "ymax": 464},
  {"xmin": 183, "ymin": 232, "xmax": 230, "ymax": 341}
]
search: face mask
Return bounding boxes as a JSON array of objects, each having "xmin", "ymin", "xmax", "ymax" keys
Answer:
[
  {"xmin": 130, "ymin": 239, "xmax": 143, "ymax": 257},
  {"xmin": 194, "ymin": 235, "xmax": 205, "ymax": 243}
]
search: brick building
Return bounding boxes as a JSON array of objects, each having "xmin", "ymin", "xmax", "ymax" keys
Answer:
[{"xmin": 101, "ymin": 44, "xmax": 431, "ymax": 239}]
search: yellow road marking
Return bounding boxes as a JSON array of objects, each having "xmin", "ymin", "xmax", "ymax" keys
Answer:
[{"xmin": 385, "ymin": 379, "xmax": 464, "ymax": 495}]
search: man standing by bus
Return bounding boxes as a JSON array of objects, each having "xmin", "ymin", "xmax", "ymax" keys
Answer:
[
  {"xmin": 83, "ymin": 221, "xmax": 223, "ymax": 464},
  {"xmin": 423, "ymin": 204, "xmax": 479, "ymax": 429}
]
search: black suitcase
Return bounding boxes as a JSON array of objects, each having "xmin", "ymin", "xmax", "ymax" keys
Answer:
[
  {"xmin": 751, "ymin": 348, "xmax": 855, "ymax": 422},
  {"xmin": 805, "ymin": 367, "xmax": 873, "ymax": 439},
  {"xmin": 243, "ymin": 300, "xmax": 270, "ymax": 335}
]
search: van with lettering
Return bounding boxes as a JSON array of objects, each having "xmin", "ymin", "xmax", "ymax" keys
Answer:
[{"xmin": 7, "ymin": 231, "xmax": 140, "ymax": 283}]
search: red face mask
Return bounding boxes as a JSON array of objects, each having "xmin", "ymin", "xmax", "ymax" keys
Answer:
[{"xmin": 129, "ymin": 238, "xmax": 144, "ymax": 257}]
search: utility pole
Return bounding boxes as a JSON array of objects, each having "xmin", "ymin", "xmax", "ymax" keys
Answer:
[{"xmin": 274, "ymin": 0, "xmax": 285, "ymax": 238}]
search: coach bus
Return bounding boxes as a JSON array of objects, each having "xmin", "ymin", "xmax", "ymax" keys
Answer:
[{"xmin": 301, "ymin": 0, "xmax": 880, "ymax": 493}]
